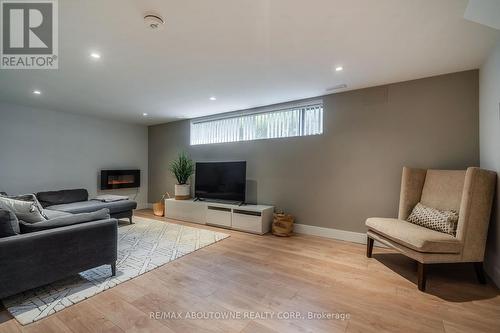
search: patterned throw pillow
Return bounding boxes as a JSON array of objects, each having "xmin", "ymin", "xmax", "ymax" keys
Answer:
[{"xmin": 407, "ymin": 202, "xmax": 459, "ymax": 236}]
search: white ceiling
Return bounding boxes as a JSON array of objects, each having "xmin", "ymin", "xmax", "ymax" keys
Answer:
[
  {"xmin": 464, "ymin": 0, "xmax": 500, "ymax": 30},
  {"xmin": 0, "ymin": 0, "xmax": 498, "ymax": 125}
]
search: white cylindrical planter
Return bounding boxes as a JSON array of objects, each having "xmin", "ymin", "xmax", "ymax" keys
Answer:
[{"xmin": 174, "ymin": 184, "xmax": 191, "ymax": 200}]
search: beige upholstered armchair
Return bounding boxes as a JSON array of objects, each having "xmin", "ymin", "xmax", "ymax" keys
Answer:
[{"xmin": 365, "ymin": 167, "xmax": 496, "ymax": 291}]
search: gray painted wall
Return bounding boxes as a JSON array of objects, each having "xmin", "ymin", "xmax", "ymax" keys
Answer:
[
  {"xmin": 480, "ymin": 36, "xmax": 500, "ymax": 287},
  {"xmin": 149, "ymin": 70, "xmax": 479, "ymax": 233},
  {"xmin": 0, "ymin": 103, "xmax": 149, "ymax": 208}
]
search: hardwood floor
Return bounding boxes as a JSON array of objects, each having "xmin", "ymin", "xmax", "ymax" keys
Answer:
[{"xmin": 1, "ymin": 209, "xmax": 499, "ymax": 333}]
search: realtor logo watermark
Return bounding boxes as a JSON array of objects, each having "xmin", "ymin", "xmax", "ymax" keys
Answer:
[{"xmin": 1, "ymin": 0, "xmax": 58, "ymax": 69}]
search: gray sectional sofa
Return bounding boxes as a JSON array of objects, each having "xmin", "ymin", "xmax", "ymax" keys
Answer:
[
  {"xmin": 0, "ymin": 189, "xmax": 137, "ymax": 299},
  {"xmin": 0, "ymin": 218, "xmax": 117, "ymax": 299},
  {"xmin": 37, "ymin": 189, "xmax": 137, "ymax": 223}
]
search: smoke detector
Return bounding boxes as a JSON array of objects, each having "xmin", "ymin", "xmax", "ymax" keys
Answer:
[{"xmin": 144, "ymin": 13, "xmax": 165, "ymax": 30}]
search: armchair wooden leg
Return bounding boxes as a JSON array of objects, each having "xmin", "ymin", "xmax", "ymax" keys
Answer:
[
  {"xmin": 473, "ymin": 262, "xmax": 486, "ymax": 284},
  {"xmin": 366, "ymin": 236, "xmax": 374, "ymax": 258},
  {"xmin": 111, "ymin": 262, "xmax": 116, "ymax": 276},
  {"xmin": 417, "ymin": 262, "xmax": 427, "ymax": 291}
]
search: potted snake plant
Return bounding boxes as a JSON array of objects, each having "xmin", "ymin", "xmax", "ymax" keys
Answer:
[{"xmin": 169, "ymin": 151, "xmax": 195, "ymax": 200}]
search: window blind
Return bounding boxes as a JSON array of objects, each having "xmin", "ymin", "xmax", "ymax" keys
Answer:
[{"xmin": 190, "ymin": 102, "xmax": 323, "ymax": 145}]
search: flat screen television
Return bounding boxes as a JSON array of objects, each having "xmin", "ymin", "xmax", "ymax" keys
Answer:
[{"xmin": 195, "ymin": 161, "xmax": 246, "ymax": 202}]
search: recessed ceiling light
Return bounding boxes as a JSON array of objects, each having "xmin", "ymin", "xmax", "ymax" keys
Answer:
[
  {"xmin": 209, "ymin": 96, "xmax": 217, "ymax": 101},
  {"xmin": 33, "ymin": 90, "xmax": 41, "ymax": 95},
  {"xmin": 335, "ymin": 66, "xmax": 343, "ymax": 72},
  {"xmin": 90, "ymin": 52, "xmax": 101, "ymax": 59},
  {"xmin": 142, "ymin": 113, "xmax": 148, "ymax": 117}
]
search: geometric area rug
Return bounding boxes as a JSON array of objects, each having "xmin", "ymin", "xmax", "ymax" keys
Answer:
[{"xmin": 2, "ymin": 217, "xmax": 230, "ymax": 325}]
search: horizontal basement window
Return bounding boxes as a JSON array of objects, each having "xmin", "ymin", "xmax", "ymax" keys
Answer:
[{"xmin": 190, "ymin": 101, "xmax": 323, "ymax": 145}]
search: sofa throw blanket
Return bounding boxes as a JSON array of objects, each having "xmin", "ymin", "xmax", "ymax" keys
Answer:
[
  {"xmin": 94, "ymin": 194, "xmax": 129, "ymax": 202},
  {"xmin": 0, "ymin": 194, "xmax": 47, "ymax": 223},
  {"xmin": 407, "ymin": 202, "xmax": 459, "ymax": 236}
]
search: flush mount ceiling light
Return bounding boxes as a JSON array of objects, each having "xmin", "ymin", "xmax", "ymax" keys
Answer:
[
  {"xmin": 90, "ymin": 52, "xmax": 101, "ymax": 59},
  {"xmin": 209, "ymin": 96, "xmax": 217, "ymax": 101},
  {"xmin": 142, "ymin": 113, "xmax": 148, "ymax": 117},
  {"xmin": 33, "ymin": 90, "xmax": 41, "ymax": 95},
  {"xmin": 335, "ymin": 66, "xmax": 343, "ymax": 72},
  {"xmin": 144, "ymin": 13, "xmax": 165, "ymax": 30}
]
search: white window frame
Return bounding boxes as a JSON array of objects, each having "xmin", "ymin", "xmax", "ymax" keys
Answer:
[{"xmin": 190, "ymin": 100, "xmax": 323, "ymax": 145}]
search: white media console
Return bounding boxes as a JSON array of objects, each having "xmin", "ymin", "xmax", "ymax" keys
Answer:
[{"xmin": 165, "ymin": 198, "xmax": 274, "ymax": 235}]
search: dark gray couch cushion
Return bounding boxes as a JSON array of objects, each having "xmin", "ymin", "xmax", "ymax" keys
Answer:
[
  {"xmin": 36, "ymin": 189, "xmax": 89, "ymax": 208},
  {"xmin": 44, "ymin": 209, "xmax": 73, "ymax": 219},
  {"xmin": 46, "ymin": 199, "xmax": 137, "ymax": 215},
  {"xmin": 0, "ymin": 209, "xmax": 19, "ymax": 237},
  {"xmin": 20, "ymin": 209, "xmax": 111, "ymax": 234}
]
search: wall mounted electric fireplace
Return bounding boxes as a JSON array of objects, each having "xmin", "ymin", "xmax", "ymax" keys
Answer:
[{"xmin": 100, "ymin": 170, "xmax": 140, "ymax": 190}]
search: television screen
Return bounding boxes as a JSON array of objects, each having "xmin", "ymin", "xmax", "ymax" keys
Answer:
[{"xmin": 195, "ymin": 162, "xmax": 246, "ymax": 202}]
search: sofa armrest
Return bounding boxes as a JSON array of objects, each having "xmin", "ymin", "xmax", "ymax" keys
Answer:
[
  {"xmin": 456, "ymin": 167, "xmax": 497, "ymax": 262},
  {"xmin": 398, "ymin": 167, "xmax": 427, "ymax": 220},
  {"xmin": 0, "ymin": 218, "xmax": 117, "ymax": 299}
]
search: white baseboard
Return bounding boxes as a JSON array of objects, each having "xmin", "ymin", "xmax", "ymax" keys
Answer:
[{"xmin": 294, "ymin": 223, "xmax": 387, "ymax": 247}]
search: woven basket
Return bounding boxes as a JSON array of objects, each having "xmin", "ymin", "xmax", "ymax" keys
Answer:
[
  {"xmin": 272, "ymin": 213, "xmax": 294, "ymax": 237},
  {"xmin": 153, "ymin": 193, "xmax": 170, "ymax": 217}
]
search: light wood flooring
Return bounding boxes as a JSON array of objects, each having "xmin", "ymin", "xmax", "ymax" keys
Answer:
[{"xmin": 1, "ymin": 209, "xmax": 499, "ymax": 333}]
